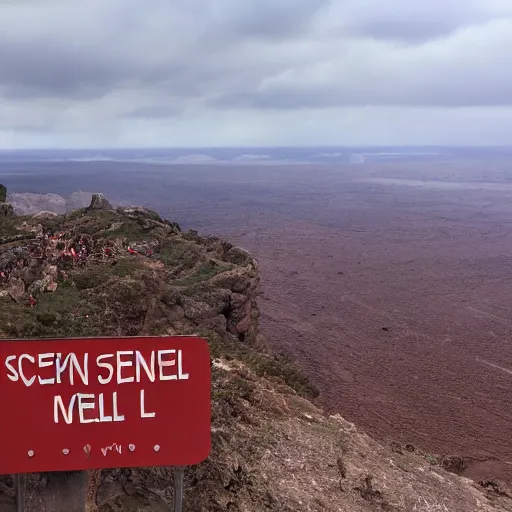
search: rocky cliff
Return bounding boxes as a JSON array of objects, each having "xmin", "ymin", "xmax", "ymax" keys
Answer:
[
  {"xmin": 0, "ymin": 196, "xmax": 259, "ymax": 345},
  {"xmin": 1, "ymin": 192, "xmax": 512, "ymax": 511},
  {"xmin": 0, "ymin": 184, "xmax": 13, "ymax": 217}
]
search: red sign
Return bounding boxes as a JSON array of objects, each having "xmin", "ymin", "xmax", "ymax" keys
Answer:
[{"xmin": 0, "ymin": 336, "xmax": 211, "ymax": 474}]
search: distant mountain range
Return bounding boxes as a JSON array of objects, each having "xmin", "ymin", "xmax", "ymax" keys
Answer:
[{"xmin": 3, "ymin": 146, "xmax": 509, "ymax": 166}]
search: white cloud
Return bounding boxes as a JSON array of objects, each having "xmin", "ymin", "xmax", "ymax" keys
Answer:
[{"xmin": 1, "ymin": 0, "xmax": 512, "ymax": 147}]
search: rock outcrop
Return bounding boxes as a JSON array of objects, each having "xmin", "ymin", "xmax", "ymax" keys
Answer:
[
  {"xmin": 0, "ymin": 203, "xmax": 13, "ymax": 217},
  {"xmin": 87, "ymin": 193, "xmax": 112, "ymax": 211},
  {"xmin": 0, "ymin": 184, "xmax": 14, "ymax": 217}
]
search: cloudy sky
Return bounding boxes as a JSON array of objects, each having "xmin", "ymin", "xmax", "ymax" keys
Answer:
[{"xmin": 1, "ymin": 0, "xmax": 512, "ymax": 148}]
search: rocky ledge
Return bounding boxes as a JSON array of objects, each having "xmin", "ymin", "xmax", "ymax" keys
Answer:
[{"xmin": 0, "ymin": 194, "xmax": 260, "ymax": 344}]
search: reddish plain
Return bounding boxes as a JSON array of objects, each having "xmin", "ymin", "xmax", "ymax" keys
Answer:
[
  {"xmin": 5, "ymin": 156, "xmax": 512, "ymax": 482},
  {"xmin": 175, "ymin": 161, "xmax": 512, "ymax": 483}
]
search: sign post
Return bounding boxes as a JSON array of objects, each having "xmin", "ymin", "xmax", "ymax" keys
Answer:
[
  {"xmin": 0, "ymin": 336, "xmax": 211, "ymax": 510},
  {"xmin": 173, "ymin": 467, "xmax": 184, "ymax": 512},
  {"xmin": 14, "ymin": 474, "xmax": 24, "ymax": 512}
]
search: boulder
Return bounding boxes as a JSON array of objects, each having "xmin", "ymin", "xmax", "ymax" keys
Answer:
[
  {"xmin": 27, "ymin": 276, "xmax": 51, "ymax": 298},
  {"xmin": 7, "ymin": 277, "xmax": 25, "ymax": 302},
  {"xmin": 88, "ymin": 193, "xmax": 112, "ymax": 210},
  {"xmin": 0, "ymin": 184, "xmax": 6, "ymax": 203},
  {"xmin": 43, "ymin": 265, "xmax": 58, "ymax": 281}
]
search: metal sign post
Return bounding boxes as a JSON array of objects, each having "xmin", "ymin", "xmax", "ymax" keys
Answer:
[
  {"xmin": 173, "ymin": 467, "xmax": 184, "ymax": 512},
  {"xmin": 14, "ymin": 473, "xmax": 25, "ymax": 512}
]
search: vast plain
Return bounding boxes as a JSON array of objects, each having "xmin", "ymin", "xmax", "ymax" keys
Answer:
[{"xmin": 3, "ymin": 148, "xmax": 512, "ymax": 482}]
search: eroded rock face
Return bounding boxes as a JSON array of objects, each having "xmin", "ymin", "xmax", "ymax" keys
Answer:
[
  {"xmin": 88, "ymin": 193, "xmax": 112, "ymax": 210},
  {"xmin": 0, "ymin": 203, "xmax": 13, "ymax": 217}
]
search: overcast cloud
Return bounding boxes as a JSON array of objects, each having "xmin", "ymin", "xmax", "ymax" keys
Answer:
[{"xmin": 1, "ymin": 0, "xmax": 512, "ymax": 147}]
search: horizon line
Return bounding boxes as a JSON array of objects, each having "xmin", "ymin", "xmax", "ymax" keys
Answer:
[{"xmin": 2, "ymin": 144, "xmax": 512, "ymax": 151}]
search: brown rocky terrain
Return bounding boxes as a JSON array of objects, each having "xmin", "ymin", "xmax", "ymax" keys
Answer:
[{"xmin": 2, "ymin": 189, "xmax": 512, "ymax": 511}]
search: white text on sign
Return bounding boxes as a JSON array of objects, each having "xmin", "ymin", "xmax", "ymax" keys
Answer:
[{"xmin": 3, "ymin": 350, "xmax": 190, "ymax": 424}]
